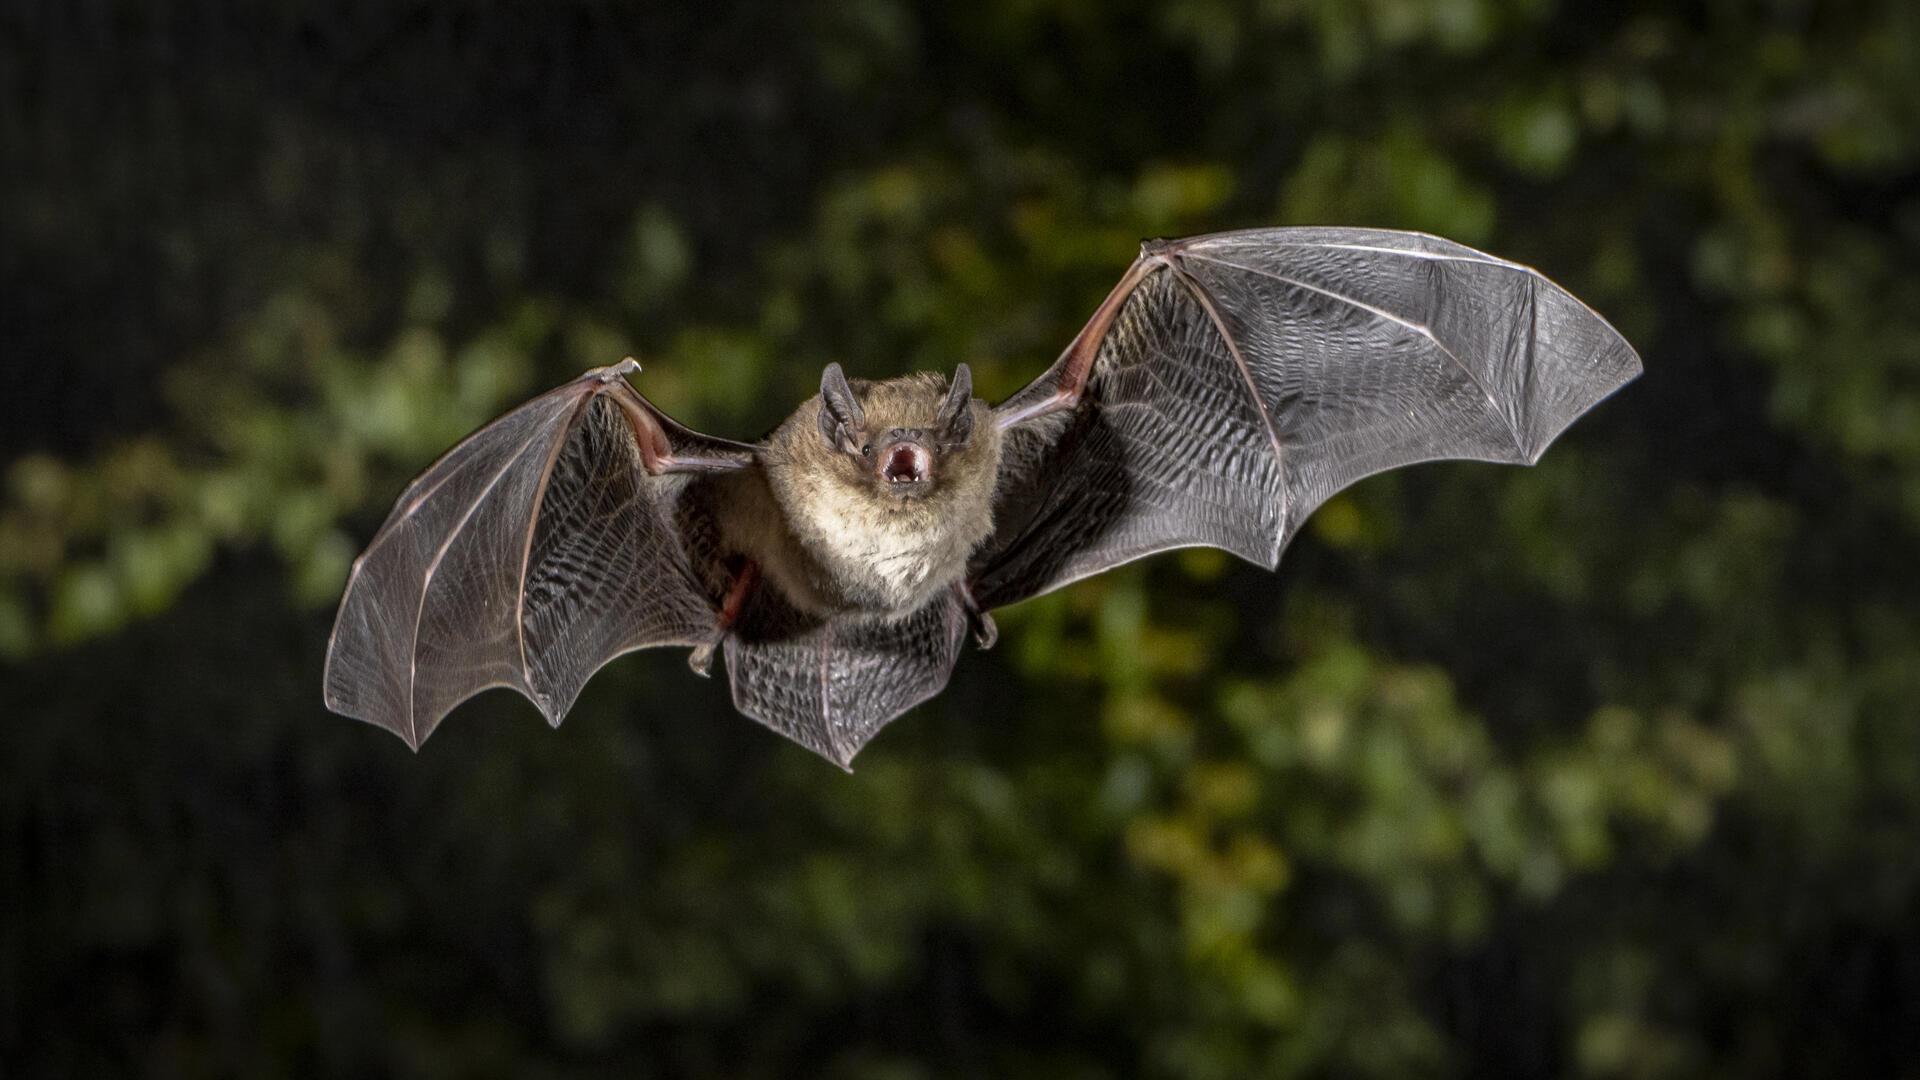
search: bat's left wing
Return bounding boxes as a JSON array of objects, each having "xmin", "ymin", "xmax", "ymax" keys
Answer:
[{"xmin": 972, "ymin": 227, "xmax": 1641, "ymax": 609}]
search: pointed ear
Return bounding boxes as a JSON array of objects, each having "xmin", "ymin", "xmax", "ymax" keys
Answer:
[
  {"xmin": 818, "ymin": 363, "xmax": 864, "ymax": 450},
  {"xmin": 938, "ymin": 363, "xmax": 974, "ymax": 444}
]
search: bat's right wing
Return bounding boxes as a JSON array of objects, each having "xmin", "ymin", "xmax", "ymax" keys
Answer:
[
  {"xmin": 972, "ymin": 227, "xmax": 1641, "ymax": 609},
  {"xmin": 323, "ymin": 360, "xmax": 755, "ymax": 749}
]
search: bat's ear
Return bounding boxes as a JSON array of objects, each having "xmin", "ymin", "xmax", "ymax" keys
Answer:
[
  {"xmin": 938, "ymin": 363, "xmax": 974, "ymax": 445},
  {"xmin": 818, "ymin": 363, "xmax": 865, "ymax": 452}
]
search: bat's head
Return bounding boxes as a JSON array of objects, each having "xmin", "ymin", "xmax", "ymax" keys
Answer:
[{"xmin": 814, "ymin": 363, "xmax": 979, "ymax": 501}]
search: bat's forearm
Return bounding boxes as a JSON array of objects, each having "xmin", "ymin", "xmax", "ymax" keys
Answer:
[{"xmin": 994, "ymin": 252, "xmax": 1162, "ymax": 430}]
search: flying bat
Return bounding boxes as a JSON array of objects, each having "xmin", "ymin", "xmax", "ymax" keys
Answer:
[{"xmin": 323, "ymin": 227, "xmax": 1640, "ymax": 768}]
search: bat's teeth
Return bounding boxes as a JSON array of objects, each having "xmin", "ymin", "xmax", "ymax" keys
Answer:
[{"xmin": 881, "ymin": 443, "xmax": 930, "ymax": 484}]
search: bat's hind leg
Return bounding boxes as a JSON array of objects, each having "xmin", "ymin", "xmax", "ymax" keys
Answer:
[
  {"xmin": 690, "ymin": 558, "xmax": 760, "ymax": 677},
  {"xmin": 955, "ymin": 580, "xmax": 997, "ymax": 650}
]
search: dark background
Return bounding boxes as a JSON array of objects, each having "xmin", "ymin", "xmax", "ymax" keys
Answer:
[{"xmin": 4, "ymin": 1, "xmax": 1919, "ymax": 1076}]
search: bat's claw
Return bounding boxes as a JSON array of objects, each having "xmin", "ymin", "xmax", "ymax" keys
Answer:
[
  {"xmin": 970, "ymin": 610, "xmax": 998, "ymax": 651},
  {"xmin": 688, "ymin": 641, "xmax": 716, "ymax": 677},
  {"xmin": 590, "ymin": 357, "xmax": 642, "ymax": 383},
  {"xmin": 954, "ymin": 581, "xmax": 997, "ymax": 650}
]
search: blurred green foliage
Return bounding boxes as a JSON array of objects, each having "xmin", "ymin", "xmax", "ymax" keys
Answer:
[{"xmin": 4, "ymin": 1, "xmax": 1919, "ymax": 1076}]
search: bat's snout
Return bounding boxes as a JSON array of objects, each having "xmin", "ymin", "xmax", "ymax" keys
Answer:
[{"xmin": 879, "ymin": 440, "xmax": 933, "ymax": 486}]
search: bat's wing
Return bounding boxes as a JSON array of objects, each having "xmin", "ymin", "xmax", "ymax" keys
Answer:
[
  {"xmin": 323, "ymin": 360, "xmax": 755, "ymax": 749},
  {"xmin": 722, "ymin": 590, "xmax": 970, "ymax": 770},
  {"xmin": 973, "ymin": 227, "xmax": 1642, "ymax": 608}
]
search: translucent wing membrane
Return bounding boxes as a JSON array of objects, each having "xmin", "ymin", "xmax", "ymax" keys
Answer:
[
  {"xmin": 724, "ymin": 591, "xmax": 970, "ymax": 770},
  {"xmin": 977, "ymin": 270, "xmax": 1290, "ymax": 607},
  {"xmin": 323, "ymin": 367, "xmax": 747, "ymax": 749},
  {"xmin": 976, "ymin": 227, "xmax": 1640, "ymax": 609},
  {"xmin": 519, "ymin": 396, "xmax": 723, "ymax": 719}
]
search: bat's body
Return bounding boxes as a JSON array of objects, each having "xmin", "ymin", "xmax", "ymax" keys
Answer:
[
  {"xmin": 324, "ymin": 228, "xmax": 1641, "ymax": 767},
  {"xmin": 711, "ymin": 372, "xmax": 1003, "ymax": 622}
]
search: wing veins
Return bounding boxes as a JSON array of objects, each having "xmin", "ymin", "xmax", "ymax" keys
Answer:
[
  {"xmin": 1166, "ymin": 260, "xmax": 1291, "ymax": 548},
  {"xmin": 403, "ymin": 420, "xmax": 556, "ymax": 746},
  {"xmin": 349, "ymin": 394, "xmax": 585, "ymax": 574},
  {"xmin": 1207, "ymin": 239, "xmax": 1513, "ymax": 269},
  {"xmin": 513, "ymin": 390, "xmax": 600, "ymax": 715},
  {"xmin": 818, "ymin": 623, "xmax": 844, "ymax": 768},
  {"xmin": 1181, "ymin": 250, "xmax": 1527, "ymax": 460}
]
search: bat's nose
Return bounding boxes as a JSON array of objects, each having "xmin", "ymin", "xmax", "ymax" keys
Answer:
[{"xmin": 881, "ymin": 441, "xmax": 932, "ymax": 485}]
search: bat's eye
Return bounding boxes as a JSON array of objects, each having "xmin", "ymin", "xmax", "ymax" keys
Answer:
[{"xmin": 861, "ymin": 443, "xmax": 872, "ymax": 456}]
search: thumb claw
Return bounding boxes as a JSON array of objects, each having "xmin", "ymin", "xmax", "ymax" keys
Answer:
[{"xmin": 593, "ymin": 357, "xmax": 642, "ymax": 382}]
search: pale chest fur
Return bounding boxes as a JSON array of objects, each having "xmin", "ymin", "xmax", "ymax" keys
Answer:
[
  {"xmin": 716, "ymin": 388, "xmax": 1004, "ymax": 619},
  {"xmin": 794, "ymin": 480, "xmax": 987, "ymax": 614}
]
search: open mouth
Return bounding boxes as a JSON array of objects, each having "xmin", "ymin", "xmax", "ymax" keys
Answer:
[{"xmin": 881, "ymin": 442, "xmax": 931, "ymax": 485}]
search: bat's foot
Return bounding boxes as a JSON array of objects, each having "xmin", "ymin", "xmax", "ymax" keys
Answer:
[
  {"xmin": 689, "ymin": 558, "xmax": 758, "ymax": 677},
  {"xmin": 970, "ymin": 610, "xmax": 998, "ymax": 650},
  {"xmin": 688, "ymin": 641, "xmax": 717, "ymax": 677},
  {"xmin": 954, "ymin": 580, "xmax": 997, "ymax": 650}
]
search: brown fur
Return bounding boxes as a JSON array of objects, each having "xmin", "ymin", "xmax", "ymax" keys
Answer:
[{"xmin": 711, "ymin": 371, "xmax": 1003, "ymax": 619}]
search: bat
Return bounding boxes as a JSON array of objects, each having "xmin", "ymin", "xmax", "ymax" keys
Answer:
[{"xmin": 323, "ymin": 227, "xmax": 1641, "ymax": 768}]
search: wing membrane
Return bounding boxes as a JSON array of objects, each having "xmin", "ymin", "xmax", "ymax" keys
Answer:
[
  {"xmin": 975, "ymin": 227, "xmax": 1640, "ymax": 609},
  {"xmin": 724, "ymin": 591, "xmax": 970, "ymax": 769},
  {"xmin": 976, "ymin": 269, "xmax": 1288, "ymax": 607},
  {"xmin": 323, "ymin": 366, "xmax": 749, "ymax": 748}
]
